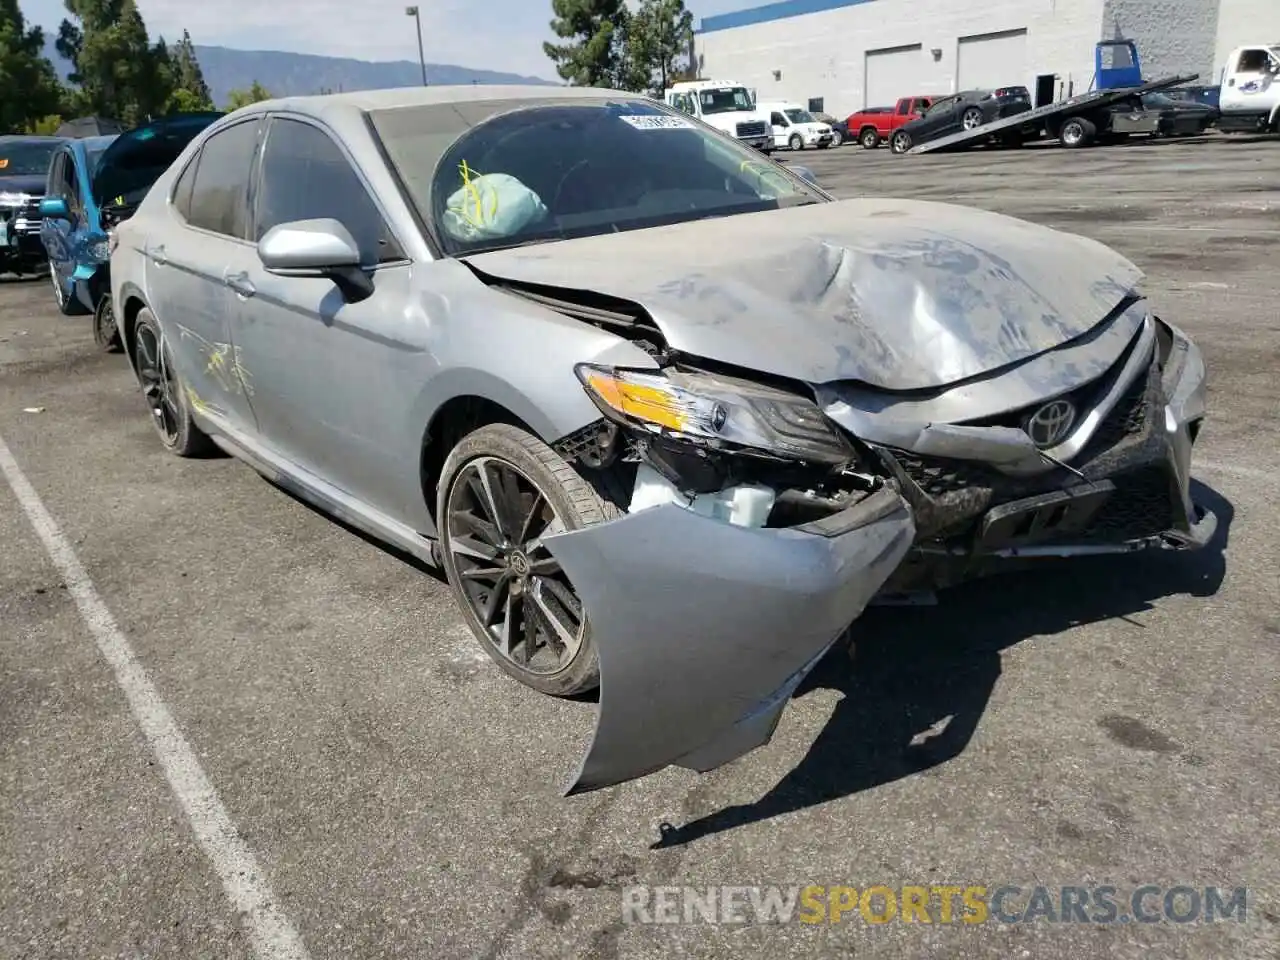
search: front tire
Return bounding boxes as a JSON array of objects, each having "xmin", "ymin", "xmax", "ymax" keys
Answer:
[
  {"xmin": 890, "ymin": 130, "xmax": 913, "ymax": 154},
  {"xmin": 50, "ymin": 261, "xmax": 87, "ymax": 316},
  {"xmin": 130, "ymin": 307, "xmax": 215, "ymax": 457},
  {"xmin": 829, "ymin": 129, "xmax": 844, "ymax": 147},
  {"xmin": 789, "ymin": 133, "xmax": 804, "ymax": 151},
  {"xmin": 437, "ymin": 423, "xmax": 621, "ymax": 697}
]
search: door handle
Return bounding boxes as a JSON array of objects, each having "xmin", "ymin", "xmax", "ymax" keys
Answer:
[
  {"xmin": 149, "ymin": 244, "xmax": 167, "ymax": 266},
  {"xmin": 223, "ymin": 270, "xmax": 256, "ymax": 298}
]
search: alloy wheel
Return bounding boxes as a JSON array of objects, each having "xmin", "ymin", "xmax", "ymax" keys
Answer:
[
  {"xmin": 93, "ymin": 295, "xmax": 118, "ymax": 349},
  {"xmin": 962, "ymin": 108, "xmax": 983, "ymax": 130},
  {"xmin": 891, "ymin": 131, "xmax": 911, "ymax": 153},
  {"xmin": 445, "ymin": 456, "xmax": 587, "ymax": 675},
  {"xmin": 49, "ymin": 261, "xmax": 65, "ymax": 307},
  {"xmin": 861, "ymin": 129, "xmax": 878, "ymax": 148},
  {"xmin": 133, "ymin": 322, "xmax": 181, "ymax": 445},
  {"xmin": 789, "ymin": 134, "xmax": 804, "ymax": 151},
  {"xmin": 1062, "ymin": 121, "xmax": 1083, "ymax": 146}
]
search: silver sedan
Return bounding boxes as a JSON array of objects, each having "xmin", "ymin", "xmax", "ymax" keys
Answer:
[{"xmin": 109, "ymin": 85, "xmax": 1213, "ymax": 794}]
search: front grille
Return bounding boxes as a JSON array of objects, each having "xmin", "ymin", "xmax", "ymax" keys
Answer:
[
  {"xmin": 1078, "ymin": 465, "xmax": 1176, "ymax": 541},
  {"xmin": 736, "ymin": 121, "xmax": 767, "ymax": 138},
  {"xmin": 13, "ymin": 196, "xmax": 44, "ymax": 235}
]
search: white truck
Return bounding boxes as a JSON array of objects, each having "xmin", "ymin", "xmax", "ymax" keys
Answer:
[
  {"xmin": 663, "ymin": 80, "xmax": 775, "ymax": 153},
  {"xmin": 1217, "ymin": 44, "xmax": 1280, "ymax": 133}
]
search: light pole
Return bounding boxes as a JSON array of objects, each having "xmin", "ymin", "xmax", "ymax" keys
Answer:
[{"xmin": 406, "ymin": 6, "xmax": 427, "ymax": 86}]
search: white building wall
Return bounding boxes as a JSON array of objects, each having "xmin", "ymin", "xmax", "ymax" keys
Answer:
[
  {"xmin": 1214, "ymin": 0, "xmax": 1280, "ymax": 80},
  {"xmin": 696, "ymin": 0, "xmax": 1107, "ymax": 119},
  {"xmin": 1102, "ymin": 0, "xmax": 1220, "ymax": 82}
]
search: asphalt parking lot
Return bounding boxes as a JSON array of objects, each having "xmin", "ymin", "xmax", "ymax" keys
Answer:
[{"xmin": 2, "ymin": 133, "xmax": 1279, "ymax": 960}]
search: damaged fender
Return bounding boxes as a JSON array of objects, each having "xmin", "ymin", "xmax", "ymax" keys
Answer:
[{"xmin": 543, "ymin": 485, "xmax": 916, "ymax": 795}]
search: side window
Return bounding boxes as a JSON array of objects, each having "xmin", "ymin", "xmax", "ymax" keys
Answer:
[
  {"xmin": 62, "ymin": 155, "xmax": 83, "ymax": 217},
  {"xmin": 1238, "ymin": 49, "xmax": 1267, "ymax": 72},
  {"xmin": 770, "ymin": 111, "xmax": 787, "ymax": 126},
  {"xmin": 46, "ymin": 154, "xmax": 64, "ymax": 198},
  {"xmin": 896, "ymin": 100, "xmax": 909, "ymax": 115},
  {"xmin": 171, "ymin": 154, "xmax": 198, "ymax": 220},
  {"xmin": 254, "ymin": 117, "xmax": 403, "ymax": 265},
  {"xmin": 188, "ymin": 119, "xmax": 260, "ymax": 239}
]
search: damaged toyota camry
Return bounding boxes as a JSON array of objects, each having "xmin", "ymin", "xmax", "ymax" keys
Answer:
[{"xmin": 110, "ymin": 85, "xmax": 1213, "ymax": 795}]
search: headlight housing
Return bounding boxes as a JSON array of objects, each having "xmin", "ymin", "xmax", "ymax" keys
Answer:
[
  {"xmin": 575, "ymin": 363, "xmax": 853, "ymax": 465},
  {"xmin": 88, "ymin": 237, "xmax": 111, "ymax": 261},
  {"xmin": 0, "ymin": 191, "xmax": 31, "ymax": 208}
]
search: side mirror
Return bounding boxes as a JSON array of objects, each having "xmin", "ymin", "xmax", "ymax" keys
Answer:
[
  {"xmin": 257, "ymin": 218, "xmax": 373, "ymax": 300},
  {"xmin": 40, "ymin": 196, "xmax": 70, "ymax": 220},
  {"xmin": 790, "ymin": 165, "xmax": 820, "ymax": 188}
]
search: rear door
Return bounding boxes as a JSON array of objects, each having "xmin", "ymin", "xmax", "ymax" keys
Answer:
[
  {"xmin": 231, "ymin": 114, "xmax": 416, "ymax": 519},
  {"xmin": 145, "ymin": 117, "xmax": 262, "ymax": 433}
]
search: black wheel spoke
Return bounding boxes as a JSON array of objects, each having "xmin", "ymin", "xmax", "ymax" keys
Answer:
[{"xmin": 445, "ymin": 455, "xmax": 588, "ymax": 676}]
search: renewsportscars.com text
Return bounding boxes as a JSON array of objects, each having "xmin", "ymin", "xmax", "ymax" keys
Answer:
[{"xmin": 621, "ymin": 884, "xmax": 1249, "ymax": 925}]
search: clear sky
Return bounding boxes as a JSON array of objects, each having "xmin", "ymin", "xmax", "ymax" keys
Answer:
[{"xmin": 23, "ymin": 0, "xmax": 755, "ymax": 81}]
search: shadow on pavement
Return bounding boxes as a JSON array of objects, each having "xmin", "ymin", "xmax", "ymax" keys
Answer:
[{"xmin": 652, "ymin": 479, "xmax": 1233, "ymax": 849}]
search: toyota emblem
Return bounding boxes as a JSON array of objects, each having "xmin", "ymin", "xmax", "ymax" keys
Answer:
[{"xmin": 1024, "ymin": 399, "xmax": 1077, "ymax": 448}]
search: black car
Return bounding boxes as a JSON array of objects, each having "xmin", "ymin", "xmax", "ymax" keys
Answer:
[
  {"xmin": 813, "ymin": 112, "xmax": 850, "ymax": 147},
  {"xmin": 889, "ymin": 89, "xmax": 1033, "ymax": 154},
  {"xmin": 1142, "ymin": 92, "xmax": 1219, "ymax": 135},
  {"xmin": 0, "ymin": 135, "xmax": 65, "ymax": 276}
]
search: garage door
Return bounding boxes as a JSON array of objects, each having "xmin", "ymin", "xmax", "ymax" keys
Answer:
[
  {"xmin": 864, "ymin": 44, "xmax": 923, "ymax": 110},
  {"xmin": 956, "ymin": 28, "xmax": 1029, "ymax": 93}
]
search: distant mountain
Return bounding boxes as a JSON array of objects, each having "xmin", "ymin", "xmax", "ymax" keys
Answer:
[{"xmin": 41, "ymin": 40, "xmax": 557, "ymax": 111}]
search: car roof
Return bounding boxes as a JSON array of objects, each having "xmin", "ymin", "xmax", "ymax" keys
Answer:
[{"xmin": 233, "ymin": 84, "xmax": 637, "ymax": 120}]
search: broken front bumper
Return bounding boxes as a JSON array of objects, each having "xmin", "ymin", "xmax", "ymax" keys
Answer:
[{"xmin": 543, "ymin": 485, "xmax": 915, "ymax": 795}]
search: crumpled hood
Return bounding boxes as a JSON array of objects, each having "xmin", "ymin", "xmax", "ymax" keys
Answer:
[{"xmin": 464, "ymin": 197, "xmax": 1144, "ymax": 391}]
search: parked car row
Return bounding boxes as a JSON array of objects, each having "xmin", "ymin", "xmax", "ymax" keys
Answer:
[{"xmin": 0, "ymin": 113, "xmax": 224, "ymax": 347}]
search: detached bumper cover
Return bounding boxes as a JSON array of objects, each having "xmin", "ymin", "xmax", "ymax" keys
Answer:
[{"xmin": 544, "ymin": 485, "xmax": 915, "ymax": 795}]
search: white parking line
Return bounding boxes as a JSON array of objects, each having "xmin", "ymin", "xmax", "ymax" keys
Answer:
[{"xmin": 0, "ymin": 434, "xmax": 312, "ymax": 960}]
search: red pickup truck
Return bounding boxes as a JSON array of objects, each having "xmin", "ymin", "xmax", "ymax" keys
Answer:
[{"xmin": 847, "ymin": 96, "xmax": 935, "ymax": 149}]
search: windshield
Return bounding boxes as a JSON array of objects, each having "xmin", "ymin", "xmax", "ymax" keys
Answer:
[
  {"xmin": 784, "ymin": 108, "xmax": 815, "ymax": 124},
  {"xmin": 698, "ymin": 87, "xmax": 755, "ymax": 115},
  {"xmin": 370, "ymin": 97, "xmax": 824, "ymax": 257},
  {"xmin": 0, "ymin": 140, "xmax": 60, "ymax": 176}
]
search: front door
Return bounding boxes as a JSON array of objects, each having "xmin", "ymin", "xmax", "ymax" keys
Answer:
[
  {"xmin": 146, "ymin": 117, "xmax": 262, "ymax": 434},
  {"xmin": 232, "ymin": 114, "xmax": 417, "ymax": 522},
  {"xmin": 1220, "ymin": 47, "xmax": 1279, "ymax": 115},
  {"xmin": 40, "ymin": 152, "xmax": 80, "ymax": 297}
]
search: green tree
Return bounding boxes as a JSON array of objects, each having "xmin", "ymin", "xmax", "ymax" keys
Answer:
[
  {"xmin": 165, "ymin": 28, "xmax": 213, "ymax": 112},
  {"xmin": 624, "ymin": 0, "xmax": 695, "ymax": 95},
  {"xmin": 225, "ymin": 80, "xmax": 271, "ymax": 110},
  {"xmin": 56, "ymin": 0, "xmax": 174, "ymax": 124},
  {"xmin": 543, "ymin": 0, "xmax": 630, "ymax": 88},
  {"xmin": 0, "ymin": 0, "xmax": 66, "ymax": 131}
]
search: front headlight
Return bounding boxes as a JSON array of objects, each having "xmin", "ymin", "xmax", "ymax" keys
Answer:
[
  {"xmin": 0, "ymin": 191, "xmax": 31, "ymax": 208},
  {"xmin": 88, "ymin": 237, "xmax": 111, "ymax": 261},
  {"xmin": 575, "ymin": 363, "xmax": 853, "ymax": 464}
]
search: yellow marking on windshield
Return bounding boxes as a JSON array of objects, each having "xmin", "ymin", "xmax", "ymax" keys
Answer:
[{"xmin": 457, "ymin": 159, "xmax": 500, "ymax": 229}]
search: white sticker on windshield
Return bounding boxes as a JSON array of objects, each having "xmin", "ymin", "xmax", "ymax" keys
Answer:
[{"xmin": 618, "ymin": 114, "xmax": 693, "ymax": 130}]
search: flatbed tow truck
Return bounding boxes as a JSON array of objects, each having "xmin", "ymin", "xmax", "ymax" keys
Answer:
[{"xmin": 906, "ymin": 73, "xmax": 1199, "ymax": 155}]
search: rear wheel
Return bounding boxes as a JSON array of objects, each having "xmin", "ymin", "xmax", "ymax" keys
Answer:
[
  {"xmin": 437, "ymin": 423, "xmax": 622, "ymax": 697},
  {"xmin": 961, "ymin": 106, "xmax": 985, "ymax": 130},
  {"xmin": 92, "ymin": 293, "xmax": 123, "ymax": 352},
  {"xmin": 1060, "ymin": 116, "xmax": 1097, "ymax": 148},
  {"xmin": 860, "ymin": 127, "xmax": 879, "ymax": 149},
  {"xmin": 131, "ymin": 307, "xmax": 215, "ymax": 457},
  {"xmin": 890, "ymin": 129, "xmax": 913, "ymax": 154}
]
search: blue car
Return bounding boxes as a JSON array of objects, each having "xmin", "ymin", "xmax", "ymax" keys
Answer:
[{"xmin": 40, "ymin": 112, "xmax": 223, "ymax": 348}]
